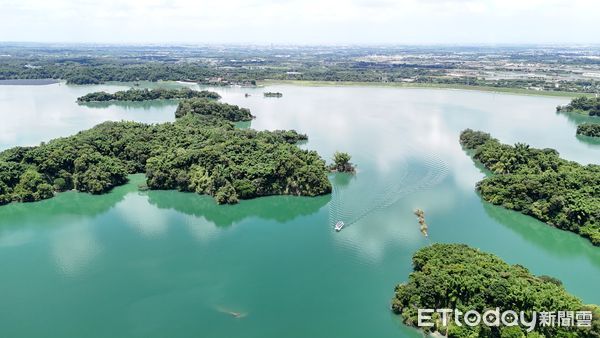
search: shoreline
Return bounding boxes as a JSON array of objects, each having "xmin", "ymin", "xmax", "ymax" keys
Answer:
[
  {"xmin": 258, "ymin": 79, "xmax": 594, "ymax": 98},
  {"xmin": 0, "ymin": 79, "xmax": 60, "ymax": 86}
]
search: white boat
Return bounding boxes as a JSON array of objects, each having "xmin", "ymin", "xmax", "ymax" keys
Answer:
[{"xmin": 334, "ymin": 221, "xmax": 344, "ymax": 232}]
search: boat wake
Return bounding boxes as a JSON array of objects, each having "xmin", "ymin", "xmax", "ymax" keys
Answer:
[{"xmin": 328, "ymin": 154, "xmax": 448, "ymax": 229}]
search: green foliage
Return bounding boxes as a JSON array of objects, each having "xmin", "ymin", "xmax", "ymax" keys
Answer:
[
  {"xmin": 460, "ymin": 129, "xmax": 600, "ymax": 246},
  {"xmin": 174, "ymin": 98, "xmax": 254, "ymax": 121},
  {"xmin": 0, "ymin": 181, "xmax": 12, "ymax": 205},
  {"xmin": 2, "ymin": 48, "xmax": 599, "ymax": 94},
  {"xmin": 0, "ymin": 101, "xmax": 331, "ymax": 205},
  {"xmin": 331, "ymin": 151, "xmax": 355, "ymax": 172},
  {"xmin": 576, "ymin": 123, "xmax": 600, "ymax": 137},
  {"xmin": 392, "ymin": 244, "xmax": 600, "ymax": 338},
  {"xmin": 77, "ymin": 88, "xmax": 220, "ymax": 103},
  {"xmin": 12, "ymin": 169, "xmax": 54, "ymax": 202},
  {"xmin": 558, "ymin": 97, "xmax": 600, "ymax": 116},
  {"xmin": 459, "ymin": 129, "xmax": 493, "ymax": 149}
]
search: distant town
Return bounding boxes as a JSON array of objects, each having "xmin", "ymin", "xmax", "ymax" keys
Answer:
[{"xmin": 1, "ymin": 43, "xmax": 599, "ymax": 94}]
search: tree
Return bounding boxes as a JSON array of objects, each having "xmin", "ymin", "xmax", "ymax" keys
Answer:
[
  {"xmin": 332, "ymin": 151, "xmax": 354, "ymax": 173},
  {"xmin": 460, "ymin": 129, "xmax": 600, "ymax": 246},
  {"xmin": 392, "ymin": 244, "xmax": 600, "ymax": 337},
  {"xmin": 0, "ymin": 98, "xmax": 333, "ymax": 205}
]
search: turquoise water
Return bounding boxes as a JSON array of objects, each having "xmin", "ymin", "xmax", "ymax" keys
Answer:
[{"xmin": 0, "ymin": 83, "xmax": 598, "ymax": 338}]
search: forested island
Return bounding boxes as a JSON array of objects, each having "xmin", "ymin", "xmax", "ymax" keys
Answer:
[
  {"xmin": 460, "ymin": 129, "xmax": 599, "ymax": 245},
  {"xmin": 174, "ymin": 99, "xmax": 254, "ymax": 121},
  {"xmin": 330, "ymin": 151, "xmax": 355, "ymax": 173},
  {"xmin": 0, "ymin": 100, "xmax": 331, "ymax": 206},
  {"xmin": 391, "ymin": 244, "xmax": 599, "ymax": 337},
  {"xmin": 77, "ymin": 88, "xmax": 221, "ymax": 103},
  {"xmin": 557, "ymin": 96, "xmax": 600, "ymax": 116},
  {"xmin": 577, "ymin": 123, "xmax": 600, "ymax": 137}
]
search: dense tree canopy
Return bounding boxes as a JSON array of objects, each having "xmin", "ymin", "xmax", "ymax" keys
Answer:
[
  {"xmin": 557, "ymin": 96, "xmax": 600, "ymax": 116},
  {"xmin": 77, "ymin": 88, "xmax": 221, "ymax": 103},
  {"xmin": 0, "ymin": 101, "xmax": 331, "ymax": 206},
  {"xmin": 392, "ymin": 243, "xmax": 600, "ymax": 337},
  {"xmin": 577, "ymin": 123, "xmax": 600, "ymax": 137},
  {"xmin": 331, "ymin": 151, "xmax": 355, "ymax": 173},
  {"xmin": 174, "ymin": 98, "xmax": 254, "ymax": 121},
  {"xmin": 460, "ymin": 129, "xmax": 600, "ymax": 245}
]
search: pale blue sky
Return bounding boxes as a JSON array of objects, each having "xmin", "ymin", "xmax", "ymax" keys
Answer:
[{"xmin": 1, "ymin": 0, "xmax": 599, "ymax": 44}]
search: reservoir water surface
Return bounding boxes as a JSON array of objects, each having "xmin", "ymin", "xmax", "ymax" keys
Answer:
[{"xmin": 0, "ymin": 82, "xmax": 598, "ymax": 338}]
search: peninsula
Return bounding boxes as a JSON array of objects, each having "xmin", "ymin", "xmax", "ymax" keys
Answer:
[
  {"xmin": 557, "ymin": 96, "xmax": 600, "ymax": 116},
  {"xmin": 460, "ymin": 129, "xmax": 599, "ymax": 246},
  {"xmin": 77, "ymin": 88, "xmax": 221, "ymax": 103},
  {"xmin": 0, "ymin": 100, "xmax": 331, "ymax": 205},
  {"xmin": 392, "ymin": 244, "xmax": 599, "ymax": 337}
]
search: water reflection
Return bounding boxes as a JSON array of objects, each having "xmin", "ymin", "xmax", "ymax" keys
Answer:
[
  {"xmin": 0, "ymin": 174, "xmax": 142, "ymax": 224},
  {"xmin": 0, "ymin": 82, "xmax": 183, "ymax": 150},
  {"xmin": 145, "ymin": 190, "xmax": 331, "ymax": 227},
  {"xmin": 482, "ymin": 201, "xmax": 600, "ymax": 267},
  {"xmin": 51, "ymin": 221, "xmax": 101, "ymax": 276},
  {"xmin": 115, "ymin": 194, "xmax": 171, "ymax": 237},
  {"xmin": 576, "ymin": 134, "xmax": 600, "ymax": 147},
  {"xmin": 78, "ymin": 99, "xmax": 179, "ymax": 111},
  {"xmin": 556, "ymin": 110, "xmax": 599, "ymax": 127}
]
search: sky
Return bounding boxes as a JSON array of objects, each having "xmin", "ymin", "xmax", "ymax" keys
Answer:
[{"xmin": 1, "ymin": 0, "xmax": 599, "ymax": 45}]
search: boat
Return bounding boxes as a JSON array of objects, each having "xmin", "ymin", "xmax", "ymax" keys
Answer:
[{"xmin": 334, "ymin": 221, "xmax": 344, "ymax": 232}]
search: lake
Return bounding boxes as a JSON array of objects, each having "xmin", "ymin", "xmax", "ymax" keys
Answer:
[{"xmin": 0, "ymin": 82, "xmax": 598, "ymax": 338}]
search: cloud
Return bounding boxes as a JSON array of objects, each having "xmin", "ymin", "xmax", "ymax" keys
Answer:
[{"xmin": 0, "ymin": 0, "xmax": 598, "ymax": 44}]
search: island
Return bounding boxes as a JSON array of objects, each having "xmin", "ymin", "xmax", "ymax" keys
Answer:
[
  {"xmin": 174, "ymin": 98, "xmax": 254, "ymax": 121},
  {"xmin": 557, "ymin": 96, "xmax": 600, "ymax": 116},
  {"xmin": 460, "ymin": 129, "xmax": 599, "ymax": 246},
  {"xmin": 77, "ymin": 88, "xmax": 221, "ymax": 103},
  {"xmin": 0, "ymin": 100, "xmax": 332, "ymax": 206},
  {"xmin": 414, "ymin": 209, "xmax": 428, "ymax": 237},
  {"xmin": 263, "ymin": 92, "xmax": 283, "ymax": 98},
  {"xmin": 577, "ymin": 123, "xmax": 600, "ymax": 138},
  {"xmin": 330, "ymin": 151, "xmax": 355, "ymax": 173},
  {"xmin": 391, "ymin": 243, "xmax": 599, "ymax": 338}
]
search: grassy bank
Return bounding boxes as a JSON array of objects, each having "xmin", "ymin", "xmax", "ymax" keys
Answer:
[{"xmin": 259, "ymin": 79, "xmax": 594, "ymax": 98}]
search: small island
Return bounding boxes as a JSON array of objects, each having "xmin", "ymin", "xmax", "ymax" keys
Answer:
[
  {"xmin": 460, "ymin": 129, "xmax": 599, "ymax": 246},
  {"xmin": 414, "ymin": 209, "xmax": 428, "ymax": 237},
  {"xmin": 330, "ymin": 151, "xmax": 355, "ymax": 173},
  {"xmin": 0, "ymin": 100, "xmax": 331, "ymax": 206},
  {"xmin": 577, "ymin": 123, "xmax": 600, "ymax": 137},
  {"xmin": 556, "ymin": 96, "xmax": 600, "ymax": 116},
  {"xmin": 263, "ymin": 92, "xmax": 283, "ymax": 98},
  {"xmin": 175, "ymin": 98, "xmax": 254, "ymax": 121},
  {"xmin": 77, "ymin": 88, "xmax": 221, "ymax": 103},
  {"xmin": 392, "ymin": 244, "xmax": 599, "ymax": 337}
]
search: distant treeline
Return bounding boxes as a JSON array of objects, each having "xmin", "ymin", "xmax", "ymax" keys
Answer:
[
  {"xmin": 557, "ymin": 96, "xmax": 600, "ymax": 116},
  {"xmin": 1, "ymin": 57, "xmax": 599, "ymax": 93},
  {"xmin": 0, "ymin": 98, "xmax": 331, "ymax": 206},
  {"xmin": 392, "ymin": 243, "xmax": 599, "ymax": 337},
  {"xmin": 460, "ymin": 129, "xmax": 599, "ymax": 245},
  {"xmin": 577, "ymin": 123, "xmax": 600, "ymax": 137},
  {"xmin": 77, "ymin": 88, "xmax": 221, "ymax": 103}
]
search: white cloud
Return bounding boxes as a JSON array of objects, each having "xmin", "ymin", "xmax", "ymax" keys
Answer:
[{"xmin": 0, "ymin": 0, "xmax": 599, "ymax": 44}]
